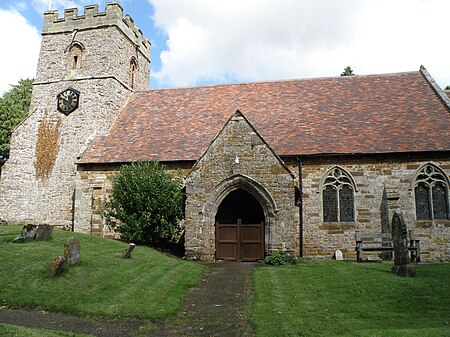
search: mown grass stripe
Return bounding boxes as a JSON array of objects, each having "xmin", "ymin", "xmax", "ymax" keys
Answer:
[
  {"xmin": 0, "ymin": 226, "xmax": 204, "ymax": 320},
  {"xmin": 251, "ymin": 260, "xmax": 450, "ymax": 337}
]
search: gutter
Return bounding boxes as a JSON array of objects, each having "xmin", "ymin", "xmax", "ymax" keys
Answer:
[{"xmin": 297, "ymin": 156, "xmax": 304, "ymax": 257}]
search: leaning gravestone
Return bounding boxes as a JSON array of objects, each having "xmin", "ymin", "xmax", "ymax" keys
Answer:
[
  {"xmin": 35, "ymin": 224, "xmax": 53, "ymax": 241},
  {"xmin": 51, "ymin": 256, "xmax": 66, "ymax": 275},
  {"xmin": 22, "ymin": 224, "xmax": 38, "ymax": 241},
  {"xmin": 12, "ymin": 224, "xmax": 53, "ymax": 243},
  {"xmin": 122, "ymin": 243, "xmax": 136, "ymax": 258},
  {"xmin": 12, "ymin": 224, "xmax": 37, "ymax": 243},
  {"xmin": 64, "ymin": 236, "xmax": 80, "ymax": 265},
  {"xmin": 391, "ymin": 212, "xmax": 416, "ymax": 277}
]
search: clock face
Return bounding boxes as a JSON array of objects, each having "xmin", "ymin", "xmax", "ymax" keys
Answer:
[{"xmin": 57, "ymin": 87, "xmax": 80, "ymax": 115}]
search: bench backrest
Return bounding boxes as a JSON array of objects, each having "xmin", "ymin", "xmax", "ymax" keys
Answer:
[
  {"xmin": 355, "ymin": 230, "xmax": 417, "ymax": 242},
  {"xmin": 355, "ymin": 232, "xmax": 391, "ymax": 242}
]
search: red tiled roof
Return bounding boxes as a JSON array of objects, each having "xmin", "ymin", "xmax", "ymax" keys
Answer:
[{"xmin": 79, "ymin": 70, "xmax": 450, "ymax": 164}]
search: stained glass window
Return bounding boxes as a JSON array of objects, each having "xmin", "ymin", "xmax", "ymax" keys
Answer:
[
  {"xmin": 415, "ymin": 183, "xmax": 430, "ymax": 220},
  {"xmin": 339, "ymin": 185, "xmax": 354, "ymax": 222},
  {"xmin": 433, "ymin": 183, "xmax": 449, "ymax": 220},
  {"xmin": 414, "ymin": 164, "xmax": 449, "ymax": 220},
  {"xmin": 322, "ymin": 167, "xmax": 355, "ymax": 222},
  {"xmin": 323, "ymin": 186, "xmax": 338, "ymax": 222}
]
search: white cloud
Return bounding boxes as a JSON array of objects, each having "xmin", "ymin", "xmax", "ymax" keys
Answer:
[
  {"xmin": 150, "ymin": 0, "xmax": 450, "ymax": 88},
  {"xmin": 0, "ymin": 9, "xmax": 41, "ymax": 95}
]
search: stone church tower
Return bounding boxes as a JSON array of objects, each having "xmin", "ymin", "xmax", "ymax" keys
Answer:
[{"xmin": 0, "ymin": 3, "xmax": 150, "ymax": 227}]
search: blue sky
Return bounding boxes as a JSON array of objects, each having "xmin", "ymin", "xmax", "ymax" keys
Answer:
[{"xmin": 0, "ymin": 0, "xmax": 449, "ymax": 95}]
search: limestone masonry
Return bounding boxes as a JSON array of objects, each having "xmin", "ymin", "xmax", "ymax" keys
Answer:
[
  {"xmin": 0, "ymin": 2, "xmax": 449, "ymax": 261},
  {"xmin": 0, "ymin": 2, "xmax": 150, "ymax": 228}
]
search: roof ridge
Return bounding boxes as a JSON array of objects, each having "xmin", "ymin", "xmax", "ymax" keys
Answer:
[{"xmin": 142, "ymin": 70, "xmax": 421, "ymax": 92}]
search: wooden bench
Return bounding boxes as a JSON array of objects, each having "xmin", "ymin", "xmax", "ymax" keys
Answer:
[{"xmin": 355, "ymin": 231, "xmax": 420, "ymax": 262}]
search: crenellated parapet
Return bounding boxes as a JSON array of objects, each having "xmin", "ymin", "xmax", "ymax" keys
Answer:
[{"xmin": 42, "ymin": 2, "xmax": 150, "ymax": 60}]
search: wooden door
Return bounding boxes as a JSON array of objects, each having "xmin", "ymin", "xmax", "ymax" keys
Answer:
[
  {"xmin": 216, "ymin": 222, "xmax": 239, "ymax": 260},
  {"xmin": 216, "ymin": 219, "xmax": 264, "ymax": 261}
]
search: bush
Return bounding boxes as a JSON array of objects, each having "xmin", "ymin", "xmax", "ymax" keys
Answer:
[
  {"xmin": 264, "ymin": 251, "xmax": 288, "ymax": 266},
  {"xmin": 100, "ymin": 161, "xmax": 184, "ymax": 245}
]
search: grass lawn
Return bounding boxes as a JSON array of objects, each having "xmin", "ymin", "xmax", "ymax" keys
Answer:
[
  {"xmin": 0, "ymin": 225, "xmax": 204, "ymax": 320},
  {"xmin": 252, "ymin": 260, "xmax": 450, "ymax": 337}
]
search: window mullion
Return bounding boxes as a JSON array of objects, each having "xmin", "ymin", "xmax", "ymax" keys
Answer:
[{"xmin": 428, "ymin": 184, "xmax": 434, "ymax": 221}]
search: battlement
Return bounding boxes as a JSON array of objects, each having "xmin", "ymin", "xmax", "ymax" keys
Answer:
[{"xmin": 42, "ymin": 2, "xmax": 150, "ymax": 60}]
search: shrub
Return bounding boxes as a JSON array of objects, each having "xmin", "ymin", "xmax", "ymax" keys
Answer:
[
  {"xmin": 100, "ymin": 161, "xmax": 184, "ymax": 245},
  {"xmin": 264, "ymin": 251, "xmax": 288, "ymax": 266}
]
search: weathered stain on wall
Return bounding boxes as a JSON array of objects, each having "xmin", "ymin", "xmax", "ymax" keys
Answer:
[{"xmin": 0, "ymin": 3, "xmax": 150, "ymax": 228}]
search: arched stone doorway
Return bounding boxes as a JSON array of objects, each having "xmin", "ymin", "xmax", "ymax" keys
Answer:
[
  {"xmin": 214, "ymin": 187, "xmax": 267, "ymax": 261},
  {"xmin": 198, "ymin": 174, "xmax": 278, "ymax": 261}
]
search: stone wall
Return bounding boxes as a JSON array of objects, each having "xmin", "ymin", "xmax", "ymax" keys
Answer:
[
  {"xmin": 74, "ymin": 164, "xmax": 120, "ymax": 236},
  {"xmin": 0, "ymin": 3, "xmax": 150, "ymax": 228},
  {"xmin": 73, "ymin": 152, "xmax": 449, "ymax": 261},
  {"xmin": 286, "ymin": 153, "xmax": 450, "ymax": 261},
  {"xmin": 184, "ymin": 112, "xmax": 298, "ymax": 261}
]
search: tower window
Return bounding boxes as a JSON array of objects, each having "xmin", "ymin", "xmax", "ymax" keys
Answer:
[
  {"xmin": 321, "ymin": 167, "xmax": 356, "ymax": 222},
  {"xmin": 68, "ymin": 43, "xmax": 84, "ymax": 69},
  {"xmin": 130, "ymin": 57, "xmax": 138, "ymax": 89},
  {"xmin": 414, "ymin": 164, "xmax": 449, "ymax": 220}
]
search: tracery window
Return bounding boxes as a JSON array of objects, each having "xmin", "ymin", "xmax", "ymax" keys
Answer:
[
  {"xmin": 414, "ymin": 164, "xmax": 449, "ymax": 220},
  {"xmin": 322, "ymin": 167, "xmax": 355, "ymax": 222}
]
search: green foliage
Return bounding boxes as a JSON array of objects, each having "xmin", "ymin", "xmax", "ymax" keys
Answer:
[
  {"xmin": 0, "ymin": 79, "xmax": 33, "ymax": 165},
  {"xmin": 100, "ymin": 160, "xmax": 184, "ymax": 244},
  {"xmin": 0, "ymin": 225, "xmax": 204, "ymax": 319},
  {"xmin": 252, "ymin": 260, "xmax": 450, "ymax": 336},
  {"xmin": 263, "ymin": 251, "xmax": 288, "ymax": 266},
  {"xmin": 445, "ymin": 85, "xmax": 450, "ymax": 90},
  {"xmin": 341, "ymin": 66, "xmax": 355, "ymax": 76}
]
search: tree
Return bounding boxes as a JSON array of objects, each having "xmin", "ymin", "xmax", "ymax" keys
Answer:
[
  {"xmin": 100, "ymin": 161, "xmax": 184, "ymax": 245},
  {"xmin": 445, "ymin": 85, "xmax": 450, "ymax": 90},
  {"xmin": 0, "ymin": 79, "xmax": 33, "ymax": 165},
  {"xmin": 341, "ymin": 66, "xmax": 355, "ymax": 76}
]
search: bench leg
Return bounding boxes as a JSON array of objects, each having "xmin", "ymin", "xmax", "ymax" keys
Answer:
[
  {"xmin": 357, "ymin": 245, "xmax": 363, "ymax": 262},
  {"xmin": 416, "ymin": 241, "xmax": 421, "ymax": 262}
]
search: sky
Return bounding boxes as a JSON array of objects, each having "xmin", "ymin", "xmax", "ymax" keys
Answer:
[{"xmin": 0, "ymin": 0, "xmax": 449, "ymax": 95}]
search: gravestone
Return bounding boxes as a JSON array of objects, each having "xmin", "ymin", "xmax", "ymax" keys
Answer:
[
  {"xmin": 12, "ymin": 224, "xmax": 53, "ymax": 243},
  {"xmin": 122, "ymin": 243, "xmax": 136, "ymax": 258},
  {"xmin": 380, "ymin": 187, "xmax": 392, "ymax": 260},
  {"xmin": 22, "ymin": 224, "xmax": 38, "ymax": 241},
  {"xmin": 12, "ymin": 224, "xmax": 37, "ymax": 242},
  {"xmin": 51, "ymin": 256, "xmax": 66, "ymax": 275},
  {"xmin": 333, "ymin": 249, "xmax": 343, "ymax": 260},
  {"xmin": 35, "ymin": 224, "xmax": 53, "ymax": 241},
  {"xmin": 391, "ymin": 212, "xmax": 416, "ymax": 277},
  {"xmin": 64, "ymin": 236, "xmax": 80, "ymax": 265}
]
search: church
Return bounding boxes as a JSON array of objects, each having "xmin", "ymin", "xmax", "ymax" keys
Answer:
[{"xmin": 0, "ymin": 2, "xmax": 449, "ymax": 261}]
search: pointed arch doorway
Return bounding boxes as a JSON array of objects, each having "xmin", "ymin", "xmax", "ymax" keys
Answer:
[{"xmin": 215, "ymin": 189, "xmax": 265, "ymax": 261}]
